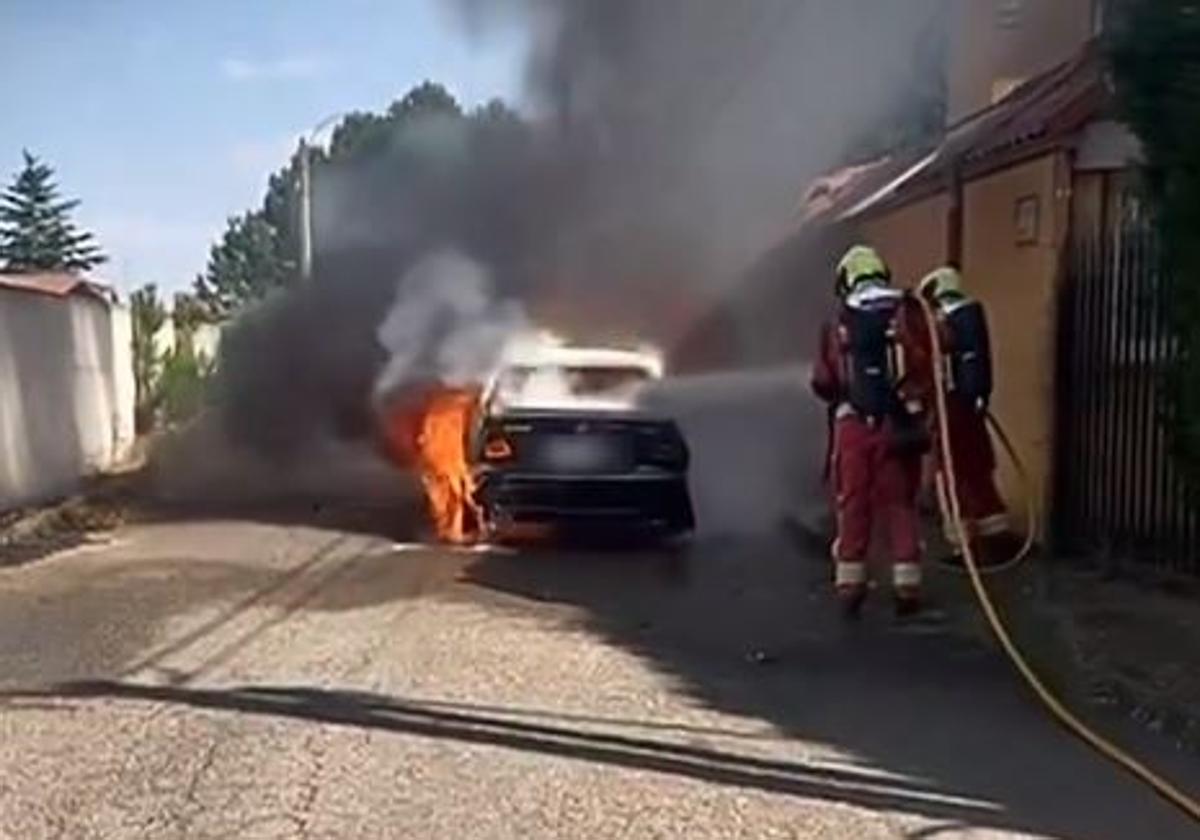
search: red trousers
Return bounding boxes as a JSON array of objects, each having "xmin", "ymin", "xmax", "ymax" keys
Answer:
[
  {"xmin": 936, "ymin": 399, "xmax": 1008, "ymax": 545},
  {"xmin": 831, "ymin": 414, "xmax": 923, "ymax": 597}
]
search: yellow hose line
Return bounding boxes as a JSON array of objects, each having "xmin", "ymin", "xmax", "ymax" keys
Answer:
[{"xmin": 915, "ymin": 293, "xmax": 1200, "ymax": 823}]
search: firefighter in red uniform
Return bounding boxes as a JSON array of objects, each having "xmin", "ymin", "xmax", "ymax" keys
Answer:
[
  {"xmin": 811, "ymin": 246, "xmax": 932, "ymax": 618},
  {"xmin": 918, "ymin": 266, "xmax": 1018, "ymax": 565}
]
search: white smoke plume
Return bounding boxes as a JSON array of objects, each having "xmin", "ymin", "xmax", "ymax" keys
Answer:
[{"xmin": 374, "ymin": 249, "xmax": 530, "ymax": 400}]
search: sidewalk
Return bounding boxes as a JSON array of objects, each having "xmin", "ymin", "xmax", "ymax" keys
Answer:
[
  {"xmin": 932, "ymin": 553, "xmax": 1200, "ymax": 756},
  {"xmin": 785, "ymin": 505, "xmax": 1200, "ymax": 756}
]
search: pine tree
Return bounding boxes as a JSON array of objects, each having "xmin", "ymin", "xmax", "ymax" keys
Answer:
[
  {"xmin": 130, "ymin": 284, "xmax": 167, "ymax": 432},
  {"xmin": 193, "ymin": 210, "xmax": 291, "ymax": 317},
  {"xmin": 0, "ymin": 150, "xmax": 107, "ymax": 273}
]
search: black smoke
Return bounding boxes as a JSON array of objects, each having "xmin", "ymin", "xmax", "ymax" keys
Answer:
[{"xmin": 211, "ymin": 0, "xmax": 947, "ymax": 461}]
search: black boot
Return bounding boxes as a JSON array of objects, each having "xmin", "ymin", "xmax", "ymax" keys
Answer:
[
  {"xmin": 839, "ymin": 588, "xmax": 867, "ymax": 620},
  {"xmin": 938, "ymin": 551, "xmax": 966, "ymax": 569},
  {"xmin": 980, "ymin": 532, "xmax": 1025, "ymax": 567},
  {"xmin": 894, "ymin": 595, "xmax": 922, "ymax": 619}
]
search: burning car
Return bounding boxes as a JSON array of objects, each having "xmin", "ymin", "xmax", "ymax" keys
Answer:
[{"xmin": 471, "ymin": 342, "xmax": 695, "ymax": 541}]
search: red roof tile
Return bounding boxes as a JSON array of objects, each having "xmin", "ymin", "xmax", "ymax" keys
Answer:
[
  {"xmin": 0, "ymin": 272, "xmax": 114, "ymax": 302},
  {"xmin": 798, "ymin": 41, "xmax": 1108, "ymax": 227}
]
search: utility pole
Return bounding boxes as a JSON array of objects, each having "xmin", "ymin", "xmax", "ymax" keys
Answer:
[
  {"xmin": 297, "ymin": 113, "xmax": 345, "ymax": 284},
  {"xmin": 299, "ymin": 138, "xmax": 313, "ymax": 283}
]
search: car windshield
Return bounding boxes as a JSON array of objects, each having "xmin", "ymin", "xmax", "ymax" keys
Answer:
[{"xmin": 493, "ymin": 364, "xmax": 652, "ymax": 408}]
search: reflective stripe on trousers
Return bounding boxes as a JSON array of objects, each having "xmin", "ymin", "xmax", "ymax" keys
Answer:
[
  {"xmin": 835, "ymin": 560, "xmax": 867, "ymax": 588},
  {"xmin": 893, "ymin": 561, "xmax": 922, "ymax": 589},
  {"xmin": 977, "ymin": 513, "xmax": 1010, "ymax": 537}
]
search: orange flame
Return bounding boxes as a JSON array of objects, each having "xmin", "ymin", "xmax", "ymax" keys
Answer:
[{"xmin": 380, "ymin": 387, "xmax": 481, "ymax": 544}]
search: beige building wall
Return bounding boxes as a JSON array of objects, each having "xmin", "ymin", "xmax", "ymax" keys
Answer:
[
  {"xmin": 961, "ymin": 154, "xmax": 1071, "ymax": 532},
  {"xmin": 0, "ymin": 289, "xmax": 135, "ymax": 509},
  {"xmin": 949, "ymin": 0, "xmax": 1097, "ymax": 122},
  {"xmin": 860, "ymin": 193, "xmax": 950, "ymax": 288}
]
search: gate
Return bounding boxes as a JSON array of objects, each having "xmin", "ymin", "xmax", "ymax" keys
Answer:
[{"xmin": 1055, "ymin": 229, "xmax": 1199, "ymax": 573}]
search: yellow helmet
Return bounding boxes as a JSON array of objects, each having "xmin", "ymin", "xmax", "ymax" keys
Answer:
[
  {"xmin": 835, "ymin": 245, "xmax": 890, "ymax": 297},
  {"xmin": 918, "ymin": 266, "xmax": 962, "ymax": 301}
]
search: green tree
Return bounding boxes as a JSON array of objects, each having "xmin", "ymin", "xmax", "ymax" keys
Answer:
[
  {"xmin": 172, "ymin": 291, "xmax": 212, "ymax": 334},
  {"xmin": 158, "ymin": 337, "xmax": 213, "ymax": 426},
  {"xmin": 193, "ymin": 210, "xmax": 292, "ymax": 317},
  {"xmin": 0, "ymin": 151, "xmax": 106, "ymax": 272},
  {"xmin": 261, "ymin": 151, "xmax": 305, "ymax": 279},
  {"xmin": 330, "ymin": 82, "xmax": 463, "ymax": 160},
  {"xmin": 130, "ymin": 284, "xmax": 167, "ymax": 432},
  {"xmin": 193, "ymin": 82, "xmax": 471, "ymax": 316},
  {"xmin": 1110, "ymin": 0, "xmax": 1200, "ymax": 487}
]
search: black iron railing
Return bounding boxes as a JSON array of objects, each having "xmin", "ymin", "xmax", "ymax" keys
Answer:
[{"xmin": 1055, "ymin": 229, "xmax": 1198, "ymax": 573}]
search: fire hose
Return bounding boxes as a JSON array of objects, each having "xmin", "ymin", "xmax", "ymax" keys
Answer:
[
  {"xmin": 914, "ymin": 293, "xmax": 1200, "ymax": 823},
  {"xmin": 932, "ymin": 410, "xmax": 1037, "ymax": 575}
]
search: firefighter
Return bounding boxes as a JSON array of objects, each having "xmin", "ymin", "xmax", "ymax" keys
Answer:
[
  {"xmin": 811, "ymin": 246, "xmax": 932, "ymax": 618},
  {"xmin": 918, "ymin": 266, "xmax": 1018, "ymax": 566}
]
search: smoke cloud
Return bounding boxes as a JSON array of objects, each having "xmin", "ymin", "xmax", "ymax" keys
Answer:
[
  {"xmin": 374, "ymin": 249, "xmax": 529, "ymax": 400},
  {"xmin": 457, "ymin": 0, "xmax": 945, "ymax": 298},
  {"xmin": 202, "ymin": 0, "xmax": 946, "ymax": 530}
]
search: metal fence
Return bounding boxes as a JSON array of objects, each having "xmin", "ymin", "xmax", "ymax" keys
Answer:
[{"xmin": 1055, "ymin": 229, "xmax": 1198, "ymax": 573}]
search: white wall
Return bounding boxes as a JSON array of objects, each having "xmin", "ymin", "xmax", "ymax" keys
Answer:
[
  {"xmin": 109, "ymin": 304, "xmax": 136, "ymax": 463},
  {"xmin": 0, "ymin": 288, "xmax": 135, "ymax": 509},
  {"xmin": 191, "ymin": 322, "xmax": 222, "ymax": 365},
  {"xmin": 152, "ymin": 319, "xmax": 222, "ymax": 366}
]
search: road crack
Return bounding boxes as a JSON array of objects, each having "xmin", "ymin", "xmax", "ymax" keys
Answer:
[{"xmin": 290, "ymin": 729, "xmax": 329, "ymax": 840}]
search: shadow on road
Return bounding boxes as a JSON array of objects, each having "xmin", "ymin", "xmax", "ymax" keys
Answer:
[
  {"xmin": 453, "ymin": 536, "xmax": 1197, "ymax": 840},
  {"xmin": 0, "ymin": 679, "xmax": 1006, "ymax": 827}
]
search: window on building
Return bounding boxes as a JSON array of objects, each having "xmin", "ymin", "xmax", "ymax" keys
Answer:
[{"xmin": 1015, "ymin": 194, "xmax": 1041, "ymax": 245}]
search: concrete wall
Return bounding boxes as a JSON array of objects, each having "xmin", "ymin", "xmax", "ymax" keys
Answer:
[
  {"xmin": 949, "ymin": 0, "xmax": 1096, "ymax": 122},
  {"xmin": 860, "ymin": 193, "xmax": 950, "ymax": 286},
  {"xmin": 153, "ymin": 319, "xmax": 223, "ymax": 366},
  {"xmin": 0, "ymin": 289, "xmax": 135, "ymax": 510},
  {"xmin": 111, "ymin": 304, "xmax": 136, "ymax": 459},
  {"xmin": 192, "ymin": 322, "xmax": 222, "ymax": 365},
  {"xmin": 961, "ymin": 153, "xmax": 1071, "ymax": 531}
]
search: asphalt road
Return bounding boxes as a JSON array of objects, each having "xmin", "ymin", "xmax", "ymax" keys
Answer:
[{"xmin": 1, "ymin": 495, "xmax": 1198, "ymax": 839}]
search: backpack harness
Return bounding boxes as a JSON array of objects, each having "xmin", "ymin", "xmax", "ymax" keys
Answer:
[
  {"xmin": 936, "ymin": 294, "xmax": 993, "ymax": 412},
  {"xmin": 835, "ymin": 283, "xmax": 908, "ymax": 425}
]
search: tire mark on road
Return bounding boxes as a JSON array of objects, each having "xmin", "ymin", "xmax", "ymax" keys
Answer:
[{"xmin": 118, "ymin": 532, "xmax": 352, "ymax": 680}]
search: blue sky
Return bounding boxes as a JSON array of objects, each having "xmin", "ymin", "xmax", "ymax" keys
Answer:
[{"xmin": 0, "ymin": 0, "xmax": 528, "ymax": 293}]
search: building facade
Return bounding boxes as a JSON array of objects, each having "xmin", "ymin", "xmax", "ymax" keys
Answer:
[{"xmin": 798, "ymin": 3, "xmax": 1138, "ymax": 537}]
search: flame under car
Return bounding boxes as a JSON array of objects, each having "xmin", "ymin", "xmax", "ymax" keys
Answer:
[{"xmin": 472, "ymin": 346, "xmax": 695, "ymax": 541}]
